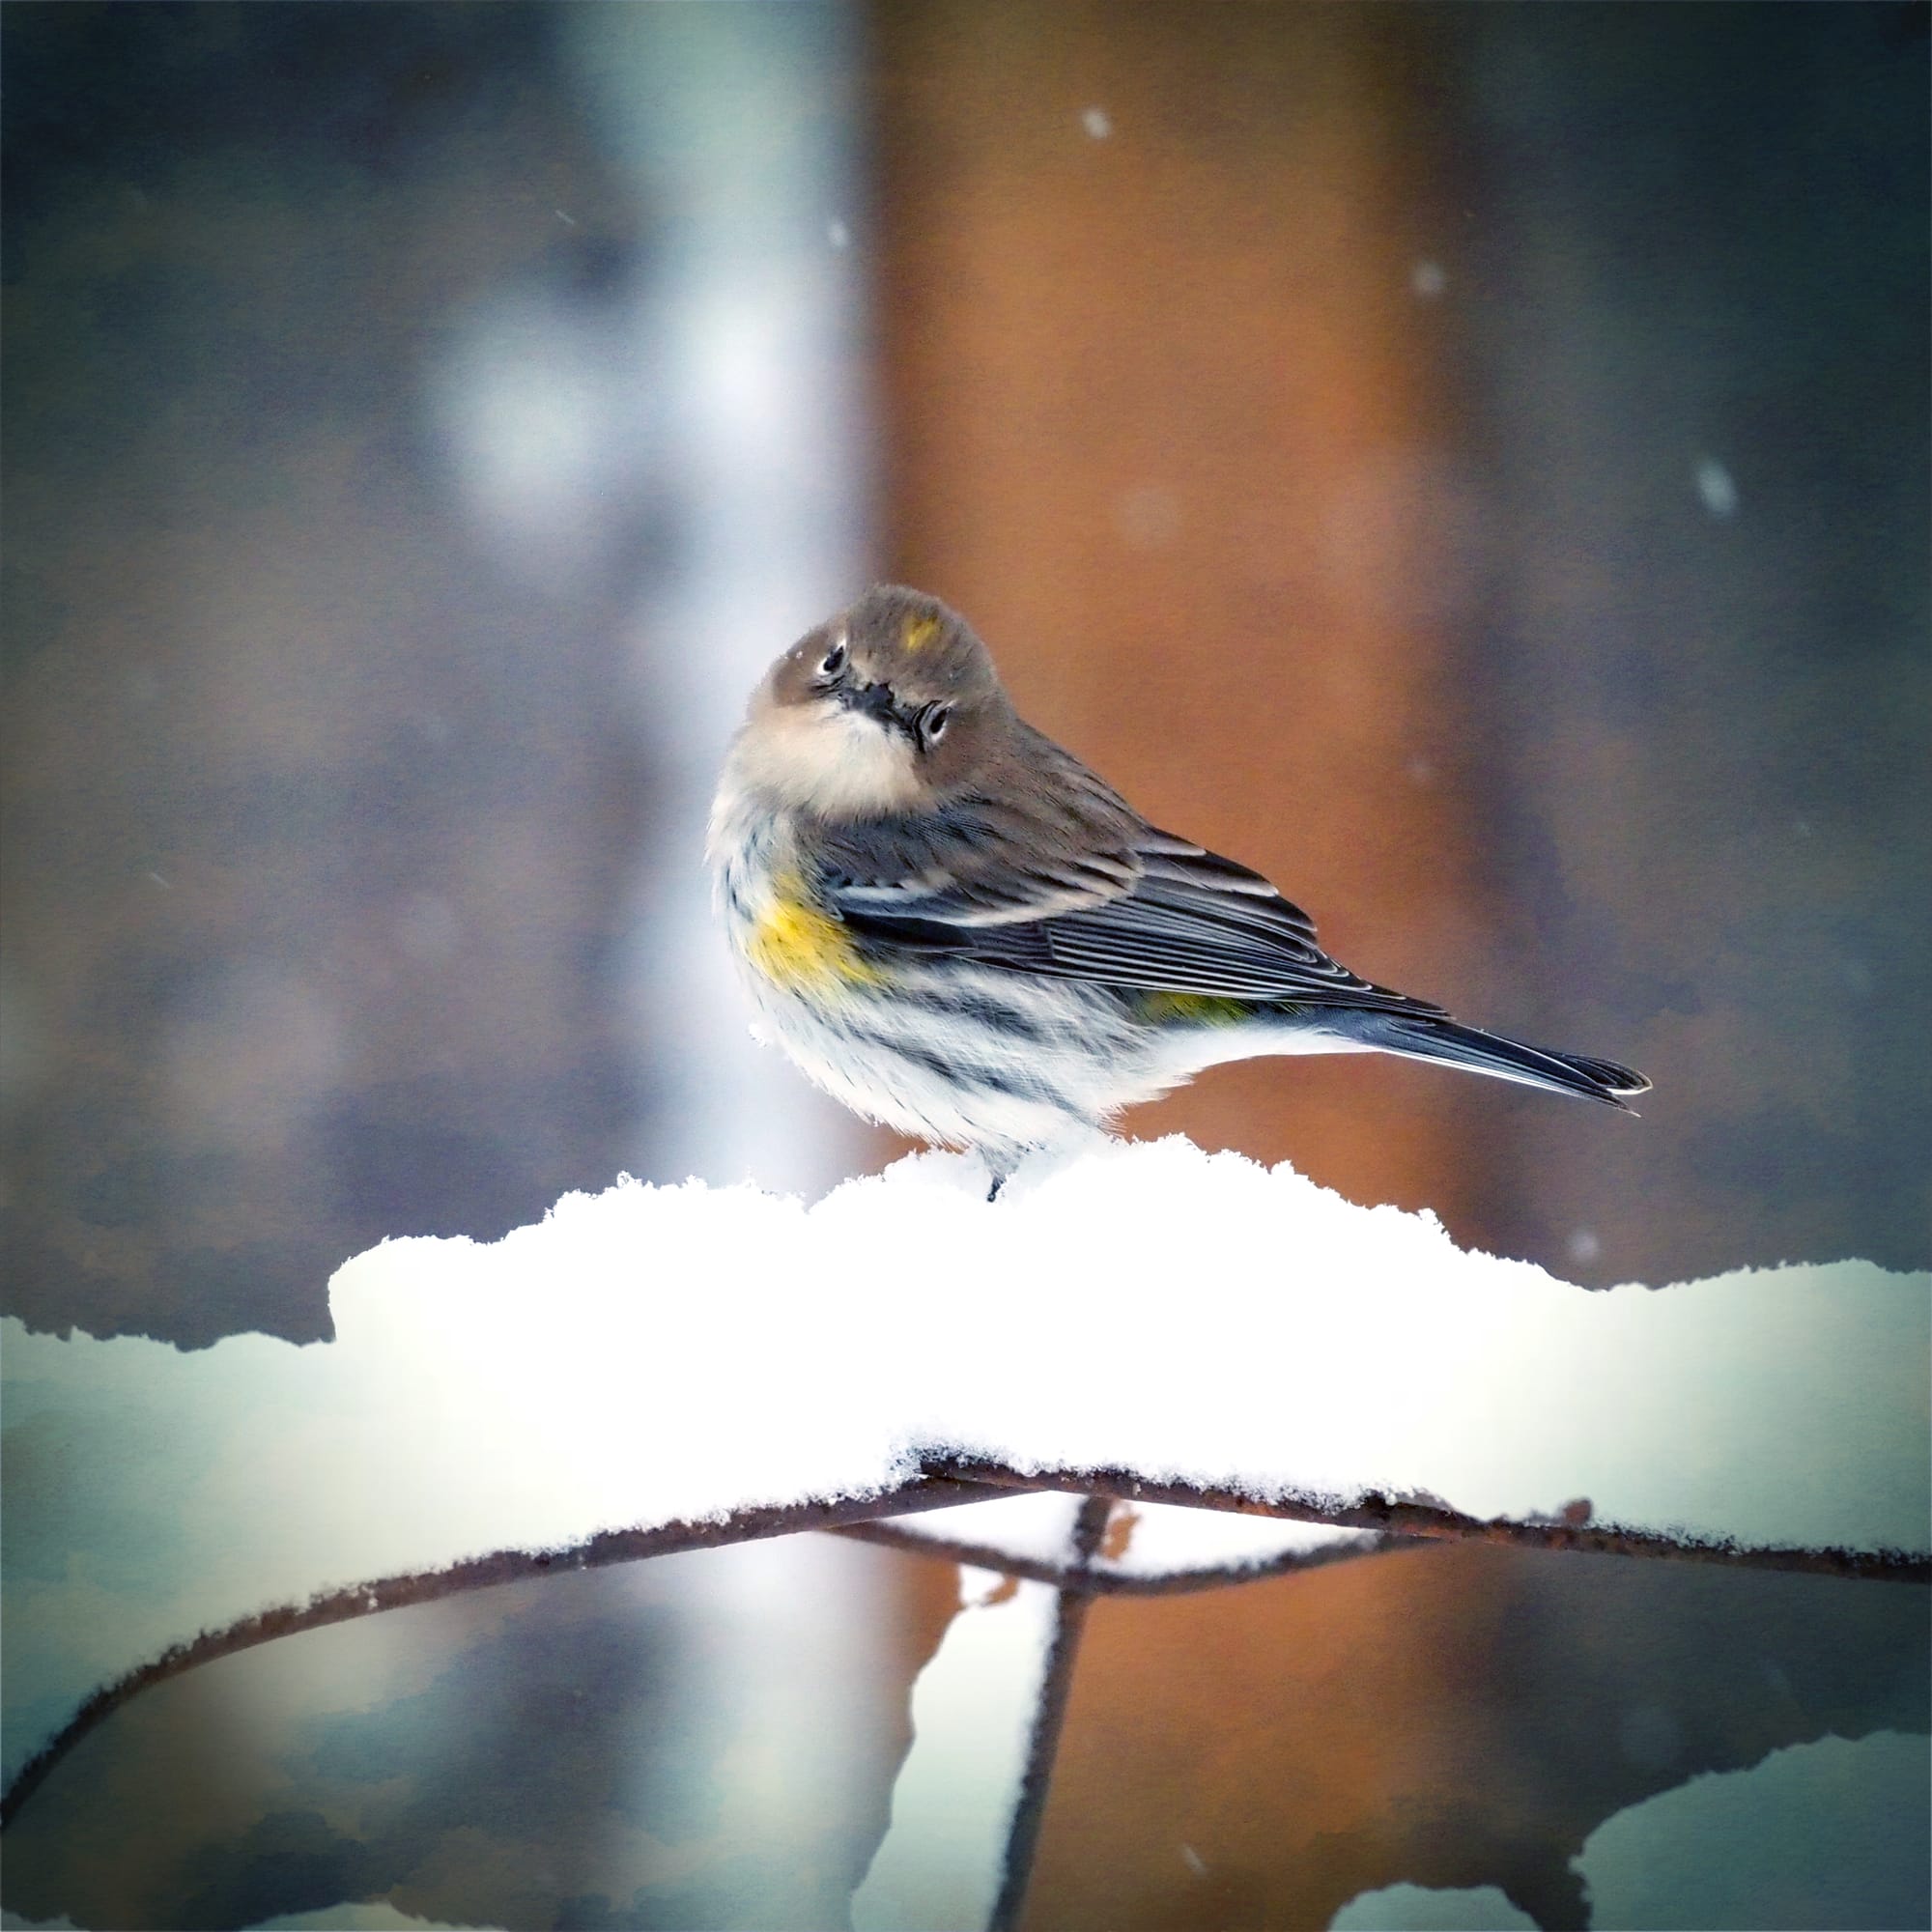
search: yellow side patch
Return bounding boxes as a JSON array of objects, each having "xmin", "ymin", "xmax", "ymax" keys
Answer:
[
  {"xmin": 901, "ymin": 612, "xmax": 941, "ymax": 653},
  {"xmin": 1139, "ymin": 990, "xmax": 1251, "ymax": 1027},
  {"xmin": 748, "ymin": 888, "xmax": 884, "ymax": 992}
]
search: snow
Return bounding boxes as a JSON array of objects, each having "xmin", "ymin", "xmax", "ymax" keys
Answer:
[
  {"xmin": 851, "ymin": 1569, "xmax": 1060, "ymax": 1930},
  {"xmin": 853, "ymin": 1491, "xmax": 1377, "ymax": 1927},
  {"xmin": 1330, "ymin": 1884, "xmax": 1536, "ymax": 1931},
  {"xmin": 5, "ymin": 1137, "xmax": 1926, "ymax": 1790},
  {"xmin": 883, "ymin": 1492, "xmax": 1375, "ymax": 1580},
  {"xmin": 1098, "ymin": 1500, "xmax": 1377, "ymax": 1577},
  {"xmin": 1695, "ymin": 455, "xmax": 1739, "ymax": 518},
  {"xmin": 883, "ymin": 1492, "xmax": 1093, "ymax": 1568},
  {"xmin": 249, "ymin": 1908, "xmax": 494, "ymax": 1932},
  {"xmin": 1577, "ymin": 1730, "xmax": 1929, "ymax": 1930},
  {"xmin": 1329, "ymin": 1733, "xmax": 1930, "ymax": 1927}
]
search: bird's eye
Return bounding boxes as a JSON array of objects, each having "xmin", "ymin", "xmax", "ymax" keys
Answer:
[
  {"xmin": 818, "ymin": 640, "xmax": 848, "ymax": 679},
  {"xmin": 920, "ymin": 702, "xmax": 952, "ymax": 748}
]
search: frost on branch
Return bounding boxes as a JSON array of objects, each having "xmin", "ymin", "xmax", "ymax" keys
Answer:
[{"xmin": 4, "ymin": 1137, "xmax": 1927, "ymax": 1803}]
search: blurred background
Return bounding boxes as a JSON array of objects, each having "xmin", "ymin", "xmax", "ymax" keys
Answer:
[{"xmin": 3, "ymin": 4, "xmax": 1926, "ymax": 1929}]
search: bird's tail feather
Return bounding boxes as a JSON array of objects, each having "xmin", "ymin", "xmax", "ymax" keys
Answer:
[{"xmin": 1343, "ymin": 1011, "xmax": 1650, "ymax": 1110}]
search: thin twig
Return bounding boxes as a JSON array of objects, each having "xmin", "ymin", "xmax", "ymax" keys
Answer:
[
  {"xmin": 0, "ymin": 1471, "xmax": 1010, "ymax": 1831},
  {"xmin": 987, "ymin": 1493, "xmax": 1113, "ymax": 1932},
  {"xmin": 7, "ymin": 1449, "xmax": 1923, "ymax": 1832},
  {"xmin": 923, "ymin": 1458, "xmax": 1932, "ymax": 1585},
  {"xmin": 835, "ymin": 1516, "xmax": 1414, "ymax": 1595}
]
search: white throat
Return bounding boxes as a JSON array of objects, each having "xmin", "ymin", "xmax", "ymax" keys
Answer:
[{"xmin": 722, "ymin": 700, "xmax": 921, "ymax": 822}]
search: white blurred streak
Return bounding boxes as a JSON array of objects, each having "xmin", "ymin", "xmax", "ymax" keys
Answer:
[
  {"xmin": 632, "ymin": 1538, "xmax": 900, "ymax": 1889},
  {"xmin": 568, "ymin": 2, "xmax": 872, "ymax": 1196},
  {"xmin": 560, "ymin": 15, "xmax": 883, "ymax": 1924},
  {"xmin": 414, "ymin": 17, "xmax": 886, "ymax": 1918},
  {"xmin": 430, "ymin": 288, "xmax": 652, "ymax": 588},
  {"xmin": 852, "ymin": 1570, "xmax": 1060, "ymax": 1932}
]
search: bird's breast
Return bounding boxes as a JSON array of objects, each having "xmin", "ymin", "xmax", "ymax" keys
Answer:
[{"xmin": 714, "ymin": 810, "xmax": 884, "ymax": 999}]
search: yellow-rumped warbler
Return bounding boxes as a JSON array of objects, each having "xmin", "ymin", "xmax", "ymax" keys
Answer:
[{"xmin": 709, "ymin": 584, "xmax": 1648, "ymax": 1191}]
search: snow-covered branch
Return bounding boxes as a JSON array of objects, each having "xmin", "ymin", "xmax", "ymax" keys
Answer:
[{"xmin": 5, "ymin": 1137, "xmax": 1926, "ymax": 1825}]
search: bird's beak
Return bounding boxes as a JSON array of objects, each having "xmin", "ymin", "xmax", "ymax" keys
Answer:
[{"xmin": 840, "ymin": 679, "xmax": 916, "ymax": 739}]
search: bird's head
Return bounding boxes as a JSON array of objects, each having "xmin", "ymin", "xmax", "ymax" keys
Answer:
[{"xmin": 731, "ymin": 585, "xmax": 1011, "ymax": 818}]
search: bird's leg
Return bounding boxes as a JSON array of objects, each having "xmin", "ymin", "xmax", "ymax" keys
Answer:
[{"xmin": 985, "ymin": 1167, "xmax": 1009, "ymax": 1204}]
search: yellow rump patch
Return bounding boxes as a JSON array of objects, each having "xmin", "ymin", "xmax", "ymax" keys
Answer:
[
  {"xmin": 748, "ymin": 886, "xmax": 884, "ymax": 992},
  {"xmin": 901, "ymin": 613, "xmax": 942, "ymax": 653},
  {"xmin": 1138, "ymin": 990, "xmax": 1251, "ymax": 1027}
]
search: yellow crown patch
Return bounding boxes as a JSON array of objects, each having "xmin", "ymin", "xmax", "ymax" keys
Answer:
[{"xmin": 901, "ymin": 613, "xmax": 942, "ymax": 653}]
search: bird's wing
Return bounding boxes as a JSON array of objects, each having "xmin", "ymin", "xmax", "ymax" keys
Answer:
[
  {"xmin": 1033, "ymin": 840, "xmax": 1444, "ymax": 1011},
  {"xmin": 816, "ymin": 736, "xmax": 1442, "ymax": 1014},
  {"xmin": 811, "ymin": 724, "xmax": 1149, "ymax": 926}
]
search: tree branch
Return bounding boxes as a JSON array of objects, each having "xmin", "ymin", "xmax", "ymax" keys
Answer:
[{"xmin": 6, "ymin": 1451, "xmax": 1922, "ymax": 1832}]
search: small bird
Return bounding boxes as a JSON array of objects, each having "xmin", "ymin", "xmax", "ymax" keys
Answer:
[{"xmin": 709, "ymin": 585, "xmax": 1648, "ymax": 1193}]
